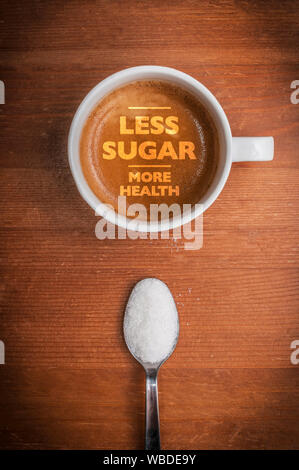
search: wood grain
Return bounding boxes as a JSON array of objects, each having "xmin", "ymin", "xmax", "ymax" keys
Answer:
[{"xmin": 0, "ymin": 0, "xmax": 298, "ymax": 449}]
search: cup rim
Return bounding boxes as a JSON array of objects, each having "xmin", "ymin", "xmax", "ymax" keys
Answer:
[{"xmin": 68, "ymin": 65, "xmax": 232, "ymax": 233}]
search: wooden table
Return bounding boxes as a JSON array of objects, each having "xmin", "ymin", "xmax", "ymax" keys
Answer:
[{"xmin": 0, "ymin": 0, "xmax": 298, "ymax": 450}]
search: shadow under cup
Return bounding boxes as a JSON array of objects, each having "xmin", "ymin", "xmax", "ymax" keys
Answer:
[{"xmin": 68, "ymin": 66, "xmax": 232, "ymax": 233}]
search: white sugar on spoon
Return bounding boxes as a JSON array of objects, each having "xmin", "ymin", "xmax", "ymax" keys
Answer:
[{"xmin": 124, "ymin": 278, "xmax": 179, "ymax": 450}]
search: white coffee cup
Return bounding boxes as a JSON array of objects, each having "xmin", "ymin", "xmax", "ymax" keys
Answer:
[{"xmin": 68, "ymin": 66, "xmax": 274, "ymax": 233}]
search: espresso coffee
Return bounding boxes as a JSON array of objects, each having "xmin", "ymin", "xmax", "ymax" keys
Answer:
[{"xmin": 80, "ymin": 80, "xmax": 219, "ymax": 218}]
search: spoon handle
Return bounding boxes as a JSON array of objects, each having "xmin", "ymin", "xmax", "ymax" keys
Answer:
[{"xmin": 145, "ymin": 369, "xmax": 161, "ymax": 450}]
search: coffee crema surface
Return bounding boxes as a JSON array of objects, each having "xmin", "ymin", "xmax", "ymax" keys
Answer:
[{"xmin": 80, "ymin": 80, "xmax": 219, "ymax": 217}]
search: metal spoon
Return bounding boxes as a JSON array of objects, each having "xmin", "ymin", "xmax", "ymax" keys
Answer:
[{"xmin": 124, "ymin": 278, "xmax": 179, "ymax": 450}]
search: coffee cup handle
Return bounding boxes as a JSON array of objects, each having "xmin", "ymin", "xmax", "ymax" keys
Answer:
[{"xmin": 232, "ymin": 137, "xmax": 274, "ymax": 162}]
